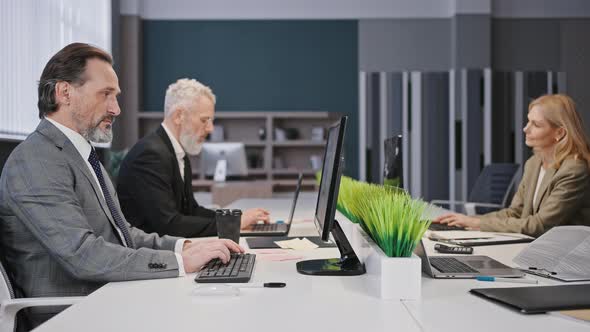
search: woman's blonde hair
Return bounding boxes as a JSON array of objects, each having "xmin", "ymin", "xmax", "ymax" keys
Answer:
[{"xmin": 529, "ymin": 94, "xmax": 590, "ymax": 169}]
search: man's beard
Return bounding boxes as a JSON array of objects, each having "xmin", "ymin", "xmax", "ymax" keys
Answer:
[
  {"xmin": 82, "ymin": 116, "xmax": 114, "ymax": 143},
  {"xmin": 179, "ymin": 125, "xmax": 203, "ymax": 155}
]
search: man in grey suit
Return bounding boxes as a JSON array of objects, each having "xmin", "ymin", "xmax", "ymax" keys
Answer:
[{"xmin": 0, "ymin": 43, "xmax": 242, "ymax": 330}]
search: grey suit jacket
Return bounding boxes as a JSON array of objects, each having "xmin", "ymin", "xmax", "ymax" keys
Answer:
[
  {"xmin": 480, "ymin": 155, "xmax": 590, "ymax": 237},
  {"xmin": 0, "ymin": 120, "xmax": 182, "ymax": 303}
]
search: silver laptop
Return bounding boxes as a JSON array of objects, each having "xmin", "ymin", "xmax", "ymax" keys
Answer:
[
  {"xmin": 415, "ymin": 240, "xmax": 524, "ymax": 278},
  {"xmin": 240, "ymin": 173, "xmax": 303, "ymax": 237}
]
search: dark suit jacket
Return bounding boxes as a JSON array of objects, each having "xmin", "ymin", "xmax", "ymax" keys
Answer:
[
  {"xmin": 480, "ymin": 155, "xmax": 590, "ymax": 237},
  {"xmin": 0, "ymin": 120, "xmax": 181, "ymax": 328},
  {"xmin": 117, "ymin": 126, "xmax": 217, "ymax": 237}
]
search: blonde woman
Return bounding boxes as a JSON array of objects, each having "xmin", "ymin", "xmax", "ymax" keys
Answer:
[{"xmin": 434, "ymin": 94, "xmax": 590, "ymax": 237}]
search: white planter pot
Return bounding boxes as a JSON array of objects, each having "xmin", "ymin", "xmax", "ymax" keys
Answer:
[{"xmin": 339, "ymin": 217, "xmax": 422, "ymax": 300}]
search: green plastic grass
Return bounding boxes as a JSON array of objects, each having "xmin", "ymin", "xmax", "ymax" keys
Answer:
[
  {"xmin": 315, "ymin": 171, "xmax": 430, "ymax": 257},
  {"xmin": 358, "ymin": 185, "xmax": 430, "ymax": 257},
  {"xmin": 315, "ymin": 172, "xmax": 362, "ymax": 223},
  {"xmin": 336, "ymin": 176, "xmax": 363, "ymax": 223}
]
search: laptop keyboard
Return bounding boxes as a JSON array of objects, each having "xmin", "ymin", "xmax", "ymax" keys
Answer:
[
  {"xmin": 429, "ymin": 257, "xmax": 478, "ymax": 274},
  {"xmin": 195, "ymin": 253, "xmax": 256, "ymax": 283},
  {"xmin": 251, "ymin": 224, "xmax": 280, "ymax": 231},
  {"xmin": 429, "ymin": 223, "xmax": 466, "ymax": 231},
  {"xmin": 250, "ymin": 223, "xmax": 289, "ymax": 232}
]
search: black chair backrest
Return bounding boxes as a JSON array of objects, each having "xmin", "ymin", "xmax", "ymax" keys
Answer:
[
  {"xmin": 468, "ymin": 163, "xmax": 521, "ymax": 214},
  {"xmin": 0, "ymin": 140, "xmax": 20, "ymax": 179}
]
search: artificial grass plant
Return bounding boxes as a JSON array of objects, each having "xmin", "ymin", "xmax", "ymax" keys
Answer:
[
  {"xmin": 355, "ymin": 183, "xmax": 430, "ymax": 257},
  {"xmin": 315, "ymin": 172, "xmax": 363, "ymax": 224},
  {"xmin": 315, "ymin": 171, "xmax": 431, "ymax": 257},
  {"xmin": 335, "ymin": 176, "xmax": 364, "ymax": 223}
]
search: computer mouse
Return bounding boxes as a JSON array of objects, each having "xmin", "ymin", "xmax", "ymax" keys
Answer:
[{"xmin": 192, "ymin": 284, "xmax": 240, "ymax": 297}]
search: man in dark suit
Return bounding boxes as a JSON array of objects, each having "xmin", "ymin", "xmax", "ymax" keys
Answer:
[
  {"xmin": 117, "ymin": 78, "xmax": 270, "ymax": 238},
  {"xmin": 0, "ymin": 43, "xmax": 241, "ymax": 330}
]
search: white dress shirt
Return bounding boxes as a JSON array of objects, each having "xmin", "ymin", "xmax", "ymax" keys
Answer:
[
  {"xmin": 45, "ymin": 117, "xmax": 186, "ymax": 276},
  {"xmin": 533, "ymin": 166, "xmax": 546, "ymax": 207},
  {"xmin": 161, "ymin": 122, "xmax": 187, "ymax": 181}
]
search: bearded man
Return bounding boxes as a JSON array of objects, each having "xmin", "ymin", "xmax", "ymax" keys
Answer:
[
  {"xmin": 116, "ymin": 78, "xmax": 269, "ymax": 238},
  {"xmin": 0, "ymin": 45, "xmax": 243, "ymax": 330}
]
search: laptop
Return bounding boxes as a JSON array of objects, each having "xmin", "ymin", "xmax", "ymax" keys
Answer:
[
  {"xmin": 240, "ymin": 173, "xmax": 303, "ymax": 237},
  {"xmin": 428, "ymin": 223, "xmax": 465, "ymax": 231},
  {"xmin": 414, "ymin": 240, "xmax": 524, "ymax": 278}
]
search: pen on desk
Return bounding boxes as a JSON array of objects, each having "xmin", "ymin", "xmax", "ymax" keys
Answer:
[
  {"xmin": 476, "ymin": 276, "xmax": 538, "ymax": 284},
  {"xmin": 233, "ymin": 282, "xmax": 286, "ymax": 288}
]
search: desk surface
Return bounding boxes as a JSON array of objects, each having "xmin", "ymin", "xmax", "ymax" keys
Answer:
[{"xmin": 35, "ymin": 198, "xmax": 590, "ymax": 332}]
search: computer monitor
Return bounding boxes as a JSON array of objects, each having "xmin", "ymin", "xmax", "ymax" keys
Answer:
[
  {"xmin": 296, "ymin": 116, "xmax": 366, "ymax": 276},
  {"xmin": 201, "ymin": 143, "xmax": 248, "ymax": 178},
  {"xmin": 383, "ymin": 134, "xmax": 403, "ymax": 189}
]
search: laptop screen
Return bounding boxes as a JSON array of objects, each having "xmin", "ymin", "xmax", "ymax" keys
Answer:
[
  {"xmin": 414, "ymin": 240, "xmax": 435, "ymax": 276},
  {"xmin": 286, "ymin": 173, "xmax": 303, "ymax": 229}
]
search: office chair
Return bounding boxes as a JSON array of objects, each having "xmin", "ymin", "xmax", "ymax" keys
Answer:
[
  {"xmin": 0, "ymin": 260, "xmax": 83, "ymax": 332},
  {"xmin": 432, "ymin": 163, "xmax": 521, "ymax": 215}
]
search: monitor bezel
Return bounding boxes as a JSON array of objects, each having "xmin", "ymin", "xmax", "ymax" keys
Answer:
[
  {"xmin": 296, "ymin": 115, "xmax": 364, "ymax": 276},
  {"xmin": 313, "ymin": 116, "xmax": 347, "ymax": 242}
]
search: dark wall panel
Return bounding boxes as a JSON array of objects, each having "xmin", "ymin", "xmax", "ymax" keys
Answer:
[
  {"xmin": 561, "ymin": 19, "xmax": 590, "ymax": 135},
  {"xmin": 465, "ymin": 70, "xmax": 484, "ymax": 194},
  {"xmin": 142, "ymin": 20, "xmax": 359, "ymax": 177},
  {"xmin": 421, "ymin": 72, "xmax": 449, "ymax": 201},
  {"xmin": 452, "ymin": 15, "xmax": 491, "ymax": 69},
  {"xmin": 492, "ymin": 19, "xmax": 561, "ymax": 71},
  {"xmin": 359, "ymin": 19, "xmax": 451, "ymax": 72}
]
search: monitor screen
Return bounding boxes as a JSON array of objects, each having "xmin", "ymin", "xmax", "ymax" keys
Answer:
[
  {"xmin": 201, "ymin": 142, "xmax": 248, "ymax": 177},
  {"xmin": 314, "ymin": 116, "xmax": 347, "ymax": 241},
  {"xmin": 296, "ymin": 115, "xmax": 364, "ymax": 276}
]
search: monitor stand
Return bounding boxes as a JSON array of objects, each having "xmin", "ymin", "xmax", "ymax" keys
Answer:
[{"xmin": 296, "ymin": 220, "xmax": 366, "ymax": 276}]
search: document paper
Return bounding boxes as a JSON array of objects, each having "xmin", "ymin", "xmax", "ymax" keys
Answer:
[
  {"xmin": 274, "ymin": 237, "xmax": 319, "ymax": 250},
  {"xmin": 513, "ymin": 226, "xmax": 590, "ymax": 281}
]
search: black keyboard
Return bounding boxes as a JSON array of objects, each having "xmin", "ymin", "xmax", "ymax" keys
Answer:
[
  {"xmin": 429, "ymin": 257, "xmax": 479, "ymax": 274},
  {"xmin": 251, "ymin": 224, "xmax": 282, "ymax": 232},
  {"xmin": 429, "ymin": 223, "xmax": 466, "ymax": 231},
  {"xmin": 195, "ymin": 253, "xmax": 256, "ymax": 283}
]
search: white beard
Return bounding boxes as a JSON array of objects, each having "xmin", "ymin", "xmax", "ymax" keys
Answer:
[{"xmin": 180, "ymin": 131, "xmax": 203, "ymax": 155}]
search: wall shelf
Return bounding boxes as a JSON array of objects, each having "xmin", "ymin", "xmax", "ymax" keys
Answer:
[{"xmin": 136, "ymin": 111, "xmax": 338, "ymax": 192}]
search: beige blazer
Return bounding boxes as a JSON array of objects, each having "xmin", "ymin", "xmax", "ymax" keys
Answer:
[{"xmin": 480, "ymin": 155, "xmax": 590, "ymax": 237}]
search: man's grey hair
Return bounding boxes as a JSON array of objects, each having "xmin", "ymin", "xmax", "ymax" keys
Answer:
[{"xmin": 163, "ymin": 78, "xmax": 216, "ymax": 117}]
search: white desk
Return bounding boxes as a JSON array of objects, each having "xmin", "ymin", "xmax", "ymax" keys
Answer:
[{"xmin": 34, "ymin": 198, "xmax": 589, "ymax": 332}]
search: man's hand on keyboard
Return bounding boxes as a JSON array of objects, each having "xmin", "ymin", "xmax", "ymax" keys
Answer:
[
  {"xmin": 181, "ymin": 239, "xmax": 244, "ymax": 273},
  {"xmin": 240, "ymin": 208, "xmax": 271, "ymax": 229}
]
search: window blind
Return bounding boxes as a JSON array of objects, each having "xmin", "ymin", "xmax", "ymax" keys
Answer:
[{"xmin": 0, "ymin": 0, "xmax": 111, "ymax": 140}]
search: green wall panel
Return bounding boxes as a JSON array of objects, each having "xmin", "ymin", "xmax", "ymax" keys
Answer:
[{"xmin": 142, "ymin": 20, "xmax": 359, "ymax": 177}]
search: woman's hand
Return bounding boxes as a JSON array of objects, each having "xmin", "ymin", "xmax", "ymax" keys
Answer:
[{"xmin": 433, "ymin": 213, "xmax": 481, "ymax": 230}]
